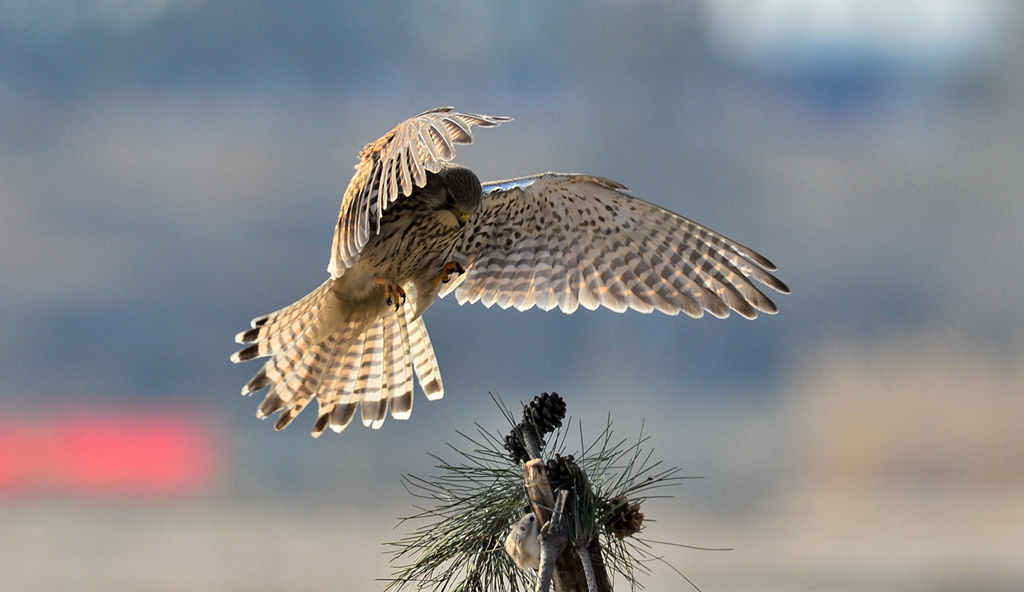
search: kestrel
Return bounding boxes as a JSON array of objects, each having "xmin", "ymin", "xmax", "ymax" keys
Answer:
[{"xmin": 232, "ymin": 107, "xmax": 790, "ymax": 436}]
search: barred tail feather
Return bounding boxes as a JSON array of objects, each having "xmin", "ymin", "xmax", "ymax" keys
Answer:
[
  {"xmin": 309, "ymin": 333, "xmax": 356, "ymax": 437},
  {"xmin": 323, "ymin": 337, "xmax": 365, "ymax": 434},
  {"xmin": 232, "ymin": 281, "xmax": 446, "ymax": 435},
  {"xmin": 232, "ymin": 281, "xmax": 333, "ymax": 362},
  {"xmin": 408, "ymin": 312, "xmax": 444, "ymax": 401},
  {"xmin": 382, "ymin": 311, "xmax": 414, "ymax": 420},
  {"xmin": 356, "ymin": 322, "xmax": 387, "ymax": 429},
  {"xmin": 265, "ymin": 336, "xmax": 335, "ymax": 430},
  {"xmin": 246, "ymin": 307, "xmax": 325, "ymax": 407}
]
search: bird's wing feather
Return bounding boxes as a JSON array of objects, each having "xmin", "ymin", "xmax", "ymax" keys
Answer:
[
  {"xmin": 442, "ymin": 173, "xmax": 790, "ymax": 318},
  {"xmin": 328, "ymin": 107, "xmax": 511, "ymax": 277}
]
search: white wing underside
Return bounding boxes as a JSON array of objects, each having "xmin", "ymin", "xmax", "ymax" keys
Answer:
[{"xmin": 440, "ymin": 173, "xmax": 790, "ymax": 319}]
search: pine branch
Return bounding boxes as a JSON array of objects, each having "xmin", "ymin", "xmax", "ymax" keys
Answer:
[
  {"xmin": 536, "ymin": 490, "xmax": 569, "ymax": 592},
  {"xmin": 385, "ymin": 392, "xmax": 692, "ymax": 592},
  {"xmin": 576, "ymin": 537, "xmax": 598, "ymax": 592}
]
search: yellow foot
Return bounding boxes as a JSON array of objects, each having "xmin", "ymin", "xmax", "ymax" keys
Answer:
[
  {"xmin": 435, "ymin": 261, "xmax": 465, "ymax": 289},
  {"xmin": 375, "ymin": 277, "xmax": 406, "ymax": 310}
]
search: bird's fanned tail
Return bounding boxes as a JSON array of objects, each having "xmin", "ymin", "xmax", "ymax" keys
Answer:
[{"xmin": 231, "ymin": 284, "xmax": 445, "ymax": 436}]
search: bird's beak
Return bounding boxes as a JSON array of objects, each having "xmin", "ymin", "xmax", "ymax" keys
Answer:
[{"xmin": 451, "ymin": 206, "xmax": 470, "ymax": 228}]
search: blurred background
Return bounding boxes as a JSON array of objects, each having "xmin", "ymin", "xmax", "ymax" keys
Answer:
[{"xmin": 1, "ymin": 0, "xmax": 1022, "ymax": 590}]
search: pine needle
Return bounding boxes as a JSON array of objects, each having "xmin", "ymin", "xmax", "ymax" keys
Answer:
[{"xmin": 383, "ymin": 393, "xmax": 691, "ymax": 592}]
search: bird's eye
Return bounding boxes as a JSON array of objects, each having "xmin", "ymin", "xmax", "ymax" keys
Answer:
[{"xmin": 445, "ymin": 193, "xmax": 456, "ymax": 206}]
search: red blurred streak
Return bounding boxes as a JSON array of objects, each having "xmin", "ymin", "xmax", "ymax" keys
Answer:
[{"xmin": 0, "ymin": 411, "xmax": 219, "ymax": 498}]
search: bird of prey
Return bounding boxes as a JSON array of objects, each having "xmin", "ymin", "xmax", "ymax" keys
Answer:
[{"xmin": 232, "ymin": 107, "xmax": 789, "ymax": 437}]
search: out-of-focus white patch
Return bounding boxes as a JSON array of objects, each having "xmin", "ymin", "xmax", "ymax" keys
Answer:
[
  {"xmin": 703, "ymin": 0, "xmax": 1009, "ymax": 74},
  {"xmin": 0, "ymin": 0, "xmax": 199, "ymax": 41}
]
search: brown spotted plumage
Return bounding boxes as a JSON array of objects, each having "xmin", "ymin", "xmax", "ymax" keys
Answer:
[{"xmin": 232, "ymin": 108, "xmax": 789, "ymax": 436}]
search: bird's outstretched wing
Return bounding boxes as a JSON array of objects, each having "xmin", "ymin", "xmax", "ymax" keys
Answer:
[
  {"xmin": 329, "ymin": 107, "xmax": 511, "ymax": 277},
  {"xmin": 441, "ymin": 173, "xmax": 790, "ymax": 318}
]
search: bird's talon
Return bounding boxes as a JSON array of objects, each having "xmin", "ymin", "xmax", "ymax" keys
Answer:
[
  {"xmin": 440, "ymin": 261, "xmax": 466, "ymax": 284},
  {"xmin": 375, "ymin": 277, "xmax": 406, "ymax": 310}
]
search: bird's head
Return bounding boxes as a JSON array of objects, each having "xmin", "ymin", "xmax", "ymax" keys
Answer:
[{"xmin": 432, "ymin": 164, "xmax": 482, "ymax": 228}]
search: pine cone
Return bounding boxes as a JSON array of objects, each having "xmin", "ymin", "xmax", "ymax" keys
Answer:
[
  {"xmin": 544, "ymin": 453, "xmax": 578, "ymax": 491},
  {"xmin": 523, "ymin": 392, "xmax": 566, "ymax": 435},
  {"xmin": 503, "ymin": 426, "xmax": 550, "ymax": 464},
  {"xmin": 604, "ymin": 496, "xmax": 644, "ymax": 539},
  {"xmin": 502, "ymin": 429, "xmax": 531, "ymax": 464}
]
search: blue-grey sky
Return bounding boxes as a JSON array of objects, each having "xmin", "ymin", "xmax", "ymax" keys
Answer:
[
  {"xmin": 2, "ymin": 0, "xmax": 1022, "ymax": 492},
  {"xmin": 4, "ymin": 6, "xmax": 1024, "ymax": 592}
]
